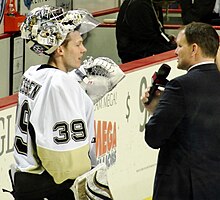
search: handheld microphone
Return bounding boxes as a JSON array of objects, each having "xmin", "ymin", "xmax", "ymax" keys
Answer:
[{"xmin": 146, "ymin": 64, "xmax": 171, "ymax": 105}]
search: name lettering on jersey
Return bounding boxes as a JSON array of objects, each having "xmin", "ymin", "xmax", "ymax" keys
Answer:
[
  {"xmin": 95, "ymin": 120, "xmax": 116, "ymax": 167},
  {"xmin": 19, "ymin": 76, "xmax": 42, "ymax": 100}
]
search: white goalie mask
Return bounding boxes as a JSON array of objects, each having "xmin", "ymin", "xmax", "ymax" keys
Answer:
[{"xmin": 20, "ymin": 5, "xmax": 100, "ymax": 55}]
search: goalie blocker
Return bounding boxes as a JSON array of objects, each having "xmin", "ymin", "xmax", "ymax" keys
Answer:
[{"xmin": 72, "ymin": 56, "xmax": 125, "ymax": 104}]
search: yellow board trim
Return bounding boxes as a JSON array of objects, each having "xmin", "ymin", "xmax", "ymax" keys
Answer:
[{"xmin": 144, "ymin": 197, "xmax": 152, "ymax": 200}]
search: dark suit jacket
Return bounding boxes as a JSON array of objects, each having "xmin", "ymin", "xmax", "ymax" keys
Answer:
[
  {"xmin": 116, "ymin": 0, "xmax": 176, "ymax": 63},
  {"xmin": 145, "ymin": 64, "xmax": 220, "ymax": 200},
  {"xmin": 180, "ymin": 0, "xmax": 216, "ymax": 24}
]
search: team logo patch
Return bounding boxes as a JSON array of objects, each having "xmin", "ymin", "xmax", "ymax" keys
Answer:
[{"xmin": 30, "ymin": 43, "xmax": 48, "ymax": 55}]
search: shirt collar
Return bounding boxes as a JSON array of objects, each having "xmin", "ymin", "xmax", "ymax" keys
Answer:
[{"xmin": 188, "ymin": 61, "xmax": 215, "ymax": 71}]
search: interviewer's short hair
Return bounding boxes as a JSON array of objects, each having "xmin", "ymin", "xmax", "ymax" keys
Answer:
[{"xmin": 183, "ymin": 22, "xmax": 219, "ymax": 58}]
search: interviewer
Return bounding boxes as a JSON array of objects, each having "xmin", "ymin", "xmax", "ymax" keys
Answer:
[{"xmin": 141, "ymin": 22, "xmax": 220, "ymax": 200}]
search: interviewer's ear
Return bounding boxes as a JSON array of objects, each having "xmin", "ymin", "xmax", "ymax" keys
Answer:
[
  {"xmin": 192, "ymin": 43, "xmax": 198, "ymax": 55},
  {"xmin": 215, "ymin": 47, "xmax": 220, "ymax": 71}
]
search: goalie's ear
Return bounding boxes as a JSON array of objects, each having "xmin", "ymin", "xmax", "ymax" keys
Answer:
[
  {"xmin": 56, "ymin": 46, "xmax": 65, "ymax": 55},
  {"xmin": 50, "ymin": 46, "xmax": 65, "ymax": 58}
]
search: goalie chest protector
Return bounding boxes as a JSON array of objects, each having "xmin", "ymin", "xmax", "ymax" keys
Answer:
[{"xmin": 14, "ymin": 64, "xmax": 96, "ymax": 182}]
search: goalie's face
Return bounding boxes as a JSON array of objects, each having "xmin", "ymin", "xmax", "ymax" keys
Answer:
[{"xmin": 62, "ymin": 31, "xmax": 87, "ymax": 71}]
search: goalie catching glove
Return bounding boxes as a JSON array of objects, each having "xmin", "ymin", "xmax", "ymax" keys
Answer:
[{"xmin": 74, "ymin": 56, "xmax": 125, "ymax": 104}]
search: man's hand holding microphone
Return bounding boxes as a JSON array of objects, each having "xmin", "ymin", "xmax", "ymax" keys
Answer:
[{"xmin": 141, "ymin": 64, "xmax": 171, "ymax": 115}]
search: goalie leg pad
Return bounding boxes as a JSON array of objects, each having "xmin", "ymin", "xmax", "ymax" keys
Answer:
[{"xmin": 72, "ymin": 163, "xmax": 113, "ymax": 200}]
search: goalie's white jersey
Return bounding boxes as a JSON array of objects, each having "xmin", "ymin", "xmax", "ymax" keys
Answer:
[{"xmin": 14, "ymin": 64, "xmax": 96, "ymax": 184}]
